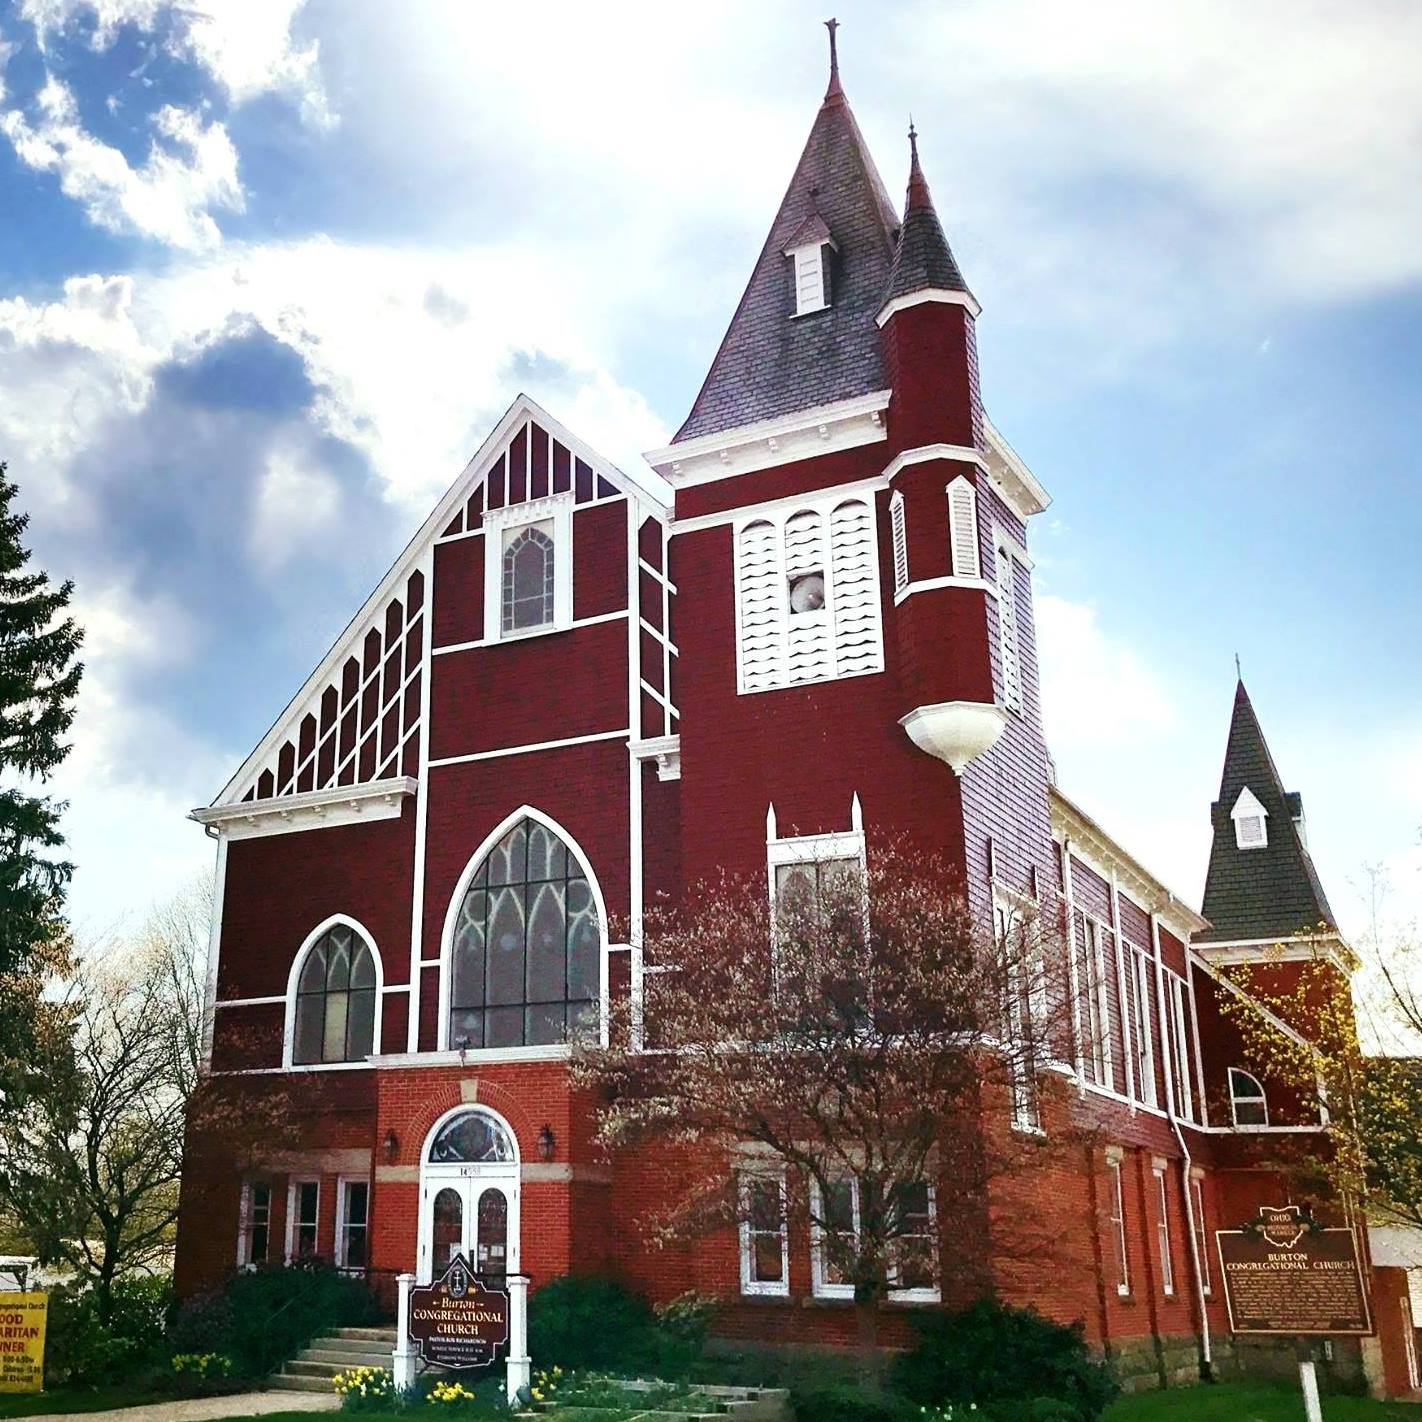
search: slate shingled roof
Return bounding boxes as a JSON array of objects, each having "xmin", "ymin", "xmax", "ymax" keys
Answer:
[
  {"xmin": 883, "ymin": 127, "xmax": 970, "ymax": 305},
  {"xmin": 672, "ymin": 65, "xmax": 901, "ymax": 443},
  {"xmin": 1197, "ymin": 681, "xmax": 1336, "ymax": 944}
]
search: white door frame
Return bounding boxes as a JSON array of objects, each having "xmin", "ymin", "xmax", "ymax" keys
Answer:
[{"xmin": 415, "ymin": 1105, "xmax": 521, "ymax": 1284}]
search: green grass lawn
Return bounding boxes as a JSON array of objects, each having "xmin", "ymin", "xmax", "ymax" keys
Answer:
[
  {"xmin": 0, "ymin": 1384, "xmax": 175, "ymax": 1417},
  {"xmin": 1105, "ymin": 1381, "xmax": 1420, "ymax": 1421}
]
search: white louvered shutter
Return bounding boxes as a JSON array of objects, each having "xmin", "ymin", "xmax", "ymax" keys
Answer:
[
  {"xmin": 996, "ymin": 541, "xmax": 1022, "ymax": 712},
  {"xmin": 829, "ymin": 499, "xmax": 883, "ymax": 679},
  {"xmin": 784, "ymin": 509, "xmax": 831, "ymax": 684},
  {"xmin": 737, "ymin": 520, "xmax": 784, "ymax": 692},
  {"xmin": 890, "ymin": 492, "xmax": 908, "ymax": 593},
  {"xmin": 947, "ymin": 477, "xmax": 980, "ymax": 579}
]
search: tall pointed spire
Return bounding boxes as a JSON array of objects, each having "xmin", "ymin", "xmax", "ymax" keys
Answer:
[
  {"xmin": 882, "ymin": 122, "xmax": 971, "ymax": 308},
  {"xmin": 1197, "ymin": 680, "xmax": 1336, "ymax": 944},
  {"xmin": 672, "ymin": 21, "xmax": 900, "ymax": 444}
]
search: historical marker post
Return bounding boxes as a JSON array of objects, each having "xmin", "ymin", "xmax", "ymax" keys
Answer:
[{"xmin": 1216, "ymin": 1204, "xmax": 1372, "ymax": 1422}]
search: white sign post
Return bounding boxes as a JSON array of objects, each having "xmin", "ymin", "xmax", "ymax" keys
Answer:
[
  {"xmin": 506, "ymin": 1275, "xmax": 531, "ymax": 1405},
  {"xmin": 392, "ymin": 1272, "xmax": 417, "ymax": 1393}
]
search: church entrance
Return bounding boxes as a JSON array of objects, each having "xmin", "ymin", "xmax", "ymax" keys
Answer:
[{"xmin": 416, "ymin": 1107, "xmax": 520, "ymax": 1283}]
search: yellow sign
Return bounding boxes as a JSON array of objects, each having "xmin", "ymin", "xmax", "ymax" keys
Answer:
[{"xmin": 0, "ymin": 1293, "xmax": 47, "ymax": 1393}]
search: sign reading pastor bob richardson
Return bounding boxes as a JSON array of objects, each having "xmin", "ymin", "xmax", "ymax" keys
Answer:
[
  {"xmin": 1216, "ymin": 1204, "xmax": 1372, "ymax": 1336},
  {"xmin": 407, "ymin": 1256, "xmax": 509, "ymax": 1369}
]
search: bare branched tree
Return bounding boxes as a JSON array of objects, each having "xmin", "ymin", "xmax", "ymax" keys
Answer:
[
  {"xmin": 0, "ymin": 876, "xmax": 288, "ymax": 1317},
  {"xmin": 572, "ymin": 839, "xmax": 1088, "ymax": 1368}
]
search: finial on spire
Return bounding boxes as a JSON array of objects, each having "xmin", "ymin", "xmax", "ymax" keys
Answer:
[
  {"xmin": 908, "ymin": 118, "xmax": 920, "ymax": 168},
  {"xmin": 824, "ymin": 18, "xmax": 843, "ymax": 100},
  {"xmin": 1235, "ymin": 651, "xmax": 1243, "ymax": 681}
]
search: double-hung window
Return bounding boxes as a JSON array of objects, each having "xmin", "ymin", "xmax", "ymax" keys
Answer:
[
  {"xmin": 238, "ymin": 1180, "xmax": 272, "ymax": 1268},
  {"xmin": 1153, "ymin": 1163, "xmax": 1175, "ymax": 1296},
  {"xmin": 811, "ymin": 1177, "xmax": 939, "ymax": 1301},
  {"xmin": 888, "ymin": 1181, "xmax": 940, "ymax": 1301},
  {"xmin": 483, "ymin": 495, "xmax": 574, "ymax": 642},
  {"xmin": 1105, "ymin": 1151, "xmax": 1129, "ymax": 1296},
  {"xmin": 1166, "ymin": 974, "xmax": 1195, "ymax": 1120},
  {"xmin": 1190, "ymin": 1172, "xmax": 1211, "ymax": 1294},
  {"xmin": 811, "ymin": 1177, "xmax": 860, "ymax": 1299},
  {"xmin": 996, "ymin": 888, "xmax": 1042, "ymax": 1133},
  {"xmin": 1130, "ymin": 948, "xmax": 1157, "ymax": 1108},
  {"xmin": 1079, "ymin": 916, "xmax": 1112, "ymax": 1090},
  {"xmin": 738, "ymin": 1170, "xmax": 789, "ymax": 1297},
  {"xmin": 288, "ymin": 1178, "xmax": 320, "ymax": 1261},
  {"xmin": 336, "ymin": 1178, "xmax": 369, "ymax": 1272}
]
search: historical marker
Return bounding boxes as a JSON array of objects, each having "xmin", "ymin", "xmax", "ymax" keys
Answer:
[
  {"xmin": 1216, "ymin": 1204, "xmax": 1372, "ymax": 1337},
  {"xmin": 406, "ymin": 1255, "xmax": 509, "ymax": 1370}
]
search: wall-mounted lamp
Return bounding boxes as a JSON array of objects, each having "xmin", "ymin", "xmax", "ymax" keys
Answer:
[
  {"xmin": 536, "ymin": 1124, "xmax": 556, "ymax": 1162},
  {"xmin": 383, "ymin": 1128, "xmax": 399, "ymax": 1163}
]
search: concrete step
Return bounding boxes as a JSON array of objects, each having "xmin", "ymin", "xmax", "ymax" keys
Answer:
[
  {"xmin": 297, "ymin": 1347, "xmax": 392, "ymax": 1368},
  {"xmin": 269, "ymin": 1373, "xmax": 339, "ymax": 1393},
  {"xmin": 326, "ymin": 1326, "xmax": 398, "ymax": 1343}
]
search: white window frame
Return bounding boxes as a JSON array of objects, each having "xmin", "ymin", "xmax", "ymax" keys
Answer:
[
  {"xmin": 286, "ymin": 1177, "xmax": 321, "ymax": 1263},
  {"xmin": 995, "ymin": 886, "xmax": 1043, "ymax": 1134},
  {"xmin": 335, "ymin": 1176, "xmax": 370, "ymax": 1273},
  {"xmin": 283, "ymin": 913, "xmax": 384, "ymax": 1070},
  {"xmin": 1153, "ymin": 1163, "xmax": 1175, "ymax": 1296},
  {"xmin": 994, "ymin": 532, "xmax": 1024, "ymax": 713},
  {"xmin": 738, "ymin": 1169, "xmax": 790, "ymax": 1298},
  {"xmin": 767, "ymin": 827, "xmax": 867, "ymax": 921},
  {"xmin": 1081, "ymin": 915, "xmax": 1113, "ymax": 1091},
  {"xmin": 482, "ymin": 492, "xmax": 574, "ymax": 643},
  {"xmin": 1230, "ymin": 786, "xmax": 1269, "ymax": 849},
  {"xmin": 810, "ymin": 1176, "xmax": 939, "ymax": 1303},
  {"xmin": 237, "ymin": 1178, "xmax": 273, "ymax": 1269},
  {"xmin": 1166, "ymin": 973, "xmax": 1195, "ymax": 1121},
  {"xmin": 1190, "ymin": 1172, "xmax": 1211, "ymax": 1295},
  {"xmin": 789, "ymin": 242, "xmax": 829, "ymax": 316},
  {"xmin": 1106, "ymin": 1151, "xmax": 1130, "ymax": 1297},
  {"xmin": 1130, "ymin": 947, "xmax": 1157, "ymax": 1109},
  {"xmin": 1228, "ymin": 1067, "xmax": 1270, "ymax": 1128},
  {"xmin": 887, "ymin": 1180, "xmax": 941, "ymax": 1303}
]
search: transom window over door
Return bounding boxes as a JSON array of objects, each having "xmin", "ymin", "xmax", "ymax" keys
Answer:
[
  {"xmin": 448, "ymin": 817, "xmax": 601, "ymax": 1049},
  {"xmin": 293, "ymin": 922, "xmax": 377, "ymax": 1065}
]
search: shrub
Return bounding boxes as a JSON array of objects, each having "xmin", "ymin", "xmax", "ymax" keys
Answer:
[
  {"xmin": 44, "ymin": 1274, "xmax": 173, "ymax": 1385},
  {"xmin": 168, "ymin": 1259, "xmax": 379, "ymax": 1380},
  {"xmin": 528, "ymin": 1275, "xmax": 662, "ymax": 1374},
  {"xmin": 892, "ymin": 1300, "xmax": 1119, "ymax": 1422},
  {"xmin": 789, "ymin": 1381, "xmax": 917, "ymax": 1422},
  {"xmin": 655, "ymin": 1291, "xmax": 719, "ymax": 1351}
]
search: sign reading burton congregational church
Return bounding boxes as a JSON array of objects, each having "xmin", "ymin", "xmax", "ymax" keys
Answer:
[
  {"xmin": 407, "ymin": 1256, "xmax": 509, "ymax": 1369},
  {"xmin": 1216, "ymin": 1205, "xmax": 1372, "ymax": 1336}
]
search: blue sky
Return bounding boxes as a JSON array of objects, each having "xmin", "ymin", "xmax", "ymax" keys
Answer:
[{"xmin": 1, "ymin": 0, "xmax": 1419, "ymax": 955}]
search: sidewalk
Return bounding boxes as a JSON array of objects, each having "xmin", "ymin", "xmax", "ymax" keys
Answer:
[{"xmin": 19, "ymin": 1392, "xmax": 338, "ymax": 1422}]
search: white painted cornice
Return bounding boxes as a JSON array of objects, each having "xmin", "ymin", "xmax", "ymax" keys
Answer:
[
  {"xmin": 190, "ymin": 776, "xmax": 416, "ymax": 841},
  {"xmin": 646, "ymin": 390, "xmax": 891, "ymax": 487},
  {"xmin": 983, "ymin": 420, "xmax": 1051, "ymax": 518},
  {"xmin": 628, "ymin": 734, "xmax": 681, "ymax": 781},
  {"xmin": 875, "ymin": 288, "xmax": 982, "ymax": 326}
]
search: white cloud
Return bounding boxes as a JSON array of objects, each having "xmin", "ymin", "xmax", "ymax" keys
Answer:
[
  {"xmin": 1, "ymin": 76, "xmax": 242, "ymax": 248},
  {"xmin": 250, "ymin": 441, "xmax": 341, "ymax": 570},
  {"xmin": 19, "ymin": 0, "xmax": 332, "ymax": 126}
]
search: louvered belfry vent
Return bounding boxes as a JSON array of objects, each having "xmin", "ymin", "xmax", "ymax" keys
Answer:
[
  {"xmin": 889, "ymin": 491, "xmax": 908, "ymax": 592},
  {"xmin": 947, "ymin": 476, "xmax": 981, "ymax": 579},
  {"xmin": 734, "ymin": 493, "xmax": 884, "ymax": 694}
]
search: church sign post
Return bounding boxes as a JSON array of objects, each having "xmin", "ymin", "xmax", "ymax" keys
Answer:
[{"xmin": 1216, "ymin": 1205, "xmax": 1372, "ymax": 1422}]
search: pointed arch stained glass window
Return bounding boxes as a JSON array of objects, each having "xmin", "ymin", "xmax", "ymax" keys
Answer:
[
  {"xmin": 293, "ymin": 924, "xmax": 377, "ymax": 1064},
  {"xmin": 502, "ymin": 522, "xmax": 555, "ymax": 633},
  {"xmin": 449, "ymin": 818, "xmax": 600, "ymax": 1049}
]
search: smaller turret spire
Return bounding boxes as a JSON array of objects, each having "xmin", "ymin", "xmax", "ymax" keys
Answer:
[
  {"xmin": 881, "ymin": 122, "xmax": 972, "ymax": 308},
  {"xmin": 824, "ymin": 18, "xmax": 843, "ymax": 102}
]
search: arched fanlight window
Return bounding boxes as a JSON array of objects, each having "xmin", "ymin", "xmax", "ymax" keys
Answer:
[
  {"xmin": 502, "ymin": 523, "xmax": 555, "ymax": 633},
  {"xmin": 293, "ymin": 922, "xmax": 377, "ymax": 1064},
  {"xmin": 428, "ymin": 1109, "xmax": 517, "ymax": 1164},
  {"xmin": 1228, "ymin": 1067, "xmax": 1269, "ymax": 1127},
  {"xmin": 449, "ymin": 816, "xmax": 600, "ymax": 1050}
]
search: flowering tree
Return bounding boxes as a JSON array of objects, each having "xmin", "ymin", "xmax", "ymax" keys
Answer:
[
  {"xmin": 1217, "ymin": 939, "xmax": 1422, "ymax": 1228},
  {"xmin": 573, "ymin": 840, "xmax": 1088, "ymax": 1363}
]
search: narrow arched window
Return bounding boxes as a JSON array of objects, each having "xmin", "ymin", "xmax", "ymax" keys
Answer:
[
  {"xmin": 293, "ymin": 923, "xmax": 377, "ymax": 1064},
  {"xmin": 449, "ymin": 817, "xmax": 600, "ymax": 1050},
  {"xmin": 1228, "ymin": 1067, "xmax": 1269, "ymax": 1127},
  {"xmin": 502, "ymin": 523, "xmax": 555, "ymax": 633}
]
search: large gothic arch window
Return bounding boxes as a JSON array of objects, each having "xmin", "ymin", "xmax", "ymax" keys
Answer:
[
  {"xmin": 292, "ymin": 921, "xmax": 378, "ymax": 1064},
  {"xmin": 448, "ymin": 817, "xmax": 600, "ymax": 1049}
]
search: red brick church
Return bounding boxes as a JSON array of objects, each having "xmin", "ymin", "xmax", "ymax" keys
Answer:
[{"xmin": 174, "ymin": 29, "xmax": 1415, "ymax": 1396}]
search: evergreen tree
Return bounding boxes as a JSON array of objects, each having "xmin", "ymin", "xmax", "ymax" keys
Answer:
[{"xmin": 0, "ymin": 465, "xmax": 83, "ymax": 1063}]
